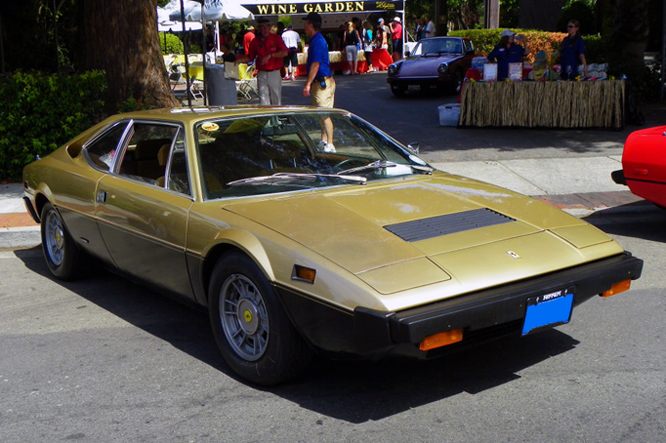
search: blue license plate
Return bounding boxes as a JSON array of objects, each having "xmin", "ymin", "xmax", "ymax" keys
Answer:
[{"xmin": 522, "ymin": 288, "xmax": 574, "ymax": 336}]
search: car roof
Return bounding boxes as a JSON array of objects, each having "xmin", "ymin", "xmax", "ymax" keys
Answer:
[
  {"xmin": 420, "ymin": 36, "xmax": 469, "ymax": 42},
  {"xmin": 112, "ymin": 106, "xmax": 332, "ymax": 126}
]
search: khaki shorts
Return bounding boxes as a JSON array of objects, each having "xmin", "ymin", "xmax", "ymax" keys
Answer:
[{"xmin": 311, "ymin": 77, "xmax": 336, "ymax": 108}]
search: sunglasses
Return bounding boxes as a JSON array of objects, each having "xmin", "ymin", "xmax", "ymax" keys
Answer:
[{"xmin": 567, "ymin": 25, "xmax": 576, "ymax": 28}]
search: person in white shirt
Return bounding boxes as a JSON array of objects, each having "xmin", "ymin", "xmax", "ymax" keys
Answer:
[
  {"xmin": 424, "ymin": 16, "xmax": 435, "ymax": 38},
  {"xmin": 281, "ymin": 23, "xmax": 301, "ymax": 80}
]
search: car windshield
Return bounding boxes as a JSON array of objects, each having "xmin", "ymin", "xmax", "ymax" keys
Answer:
[
  {"xmin": 195, "ymin": 110, "xmax": 431, "ymax": 199},
  {"xmin": 412, "ymin": 38, "xmax": 463, "ymax": 56}
]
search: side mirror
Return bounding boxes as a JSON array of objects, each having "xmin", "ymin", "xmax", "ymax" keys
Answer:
[
  {"xmin": 405, "ymin": 51, "xmax": 411, "ymax": 57},
  {"xmin": 407, "ymin": 142, "xmax": 420, "ymax": 154}
]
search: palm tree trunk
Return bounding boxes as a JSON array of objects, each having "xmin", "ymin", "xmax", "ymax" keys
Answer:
[{"xmin": 608, "ymin": 0, "xmax": 649, "ymax": 77}]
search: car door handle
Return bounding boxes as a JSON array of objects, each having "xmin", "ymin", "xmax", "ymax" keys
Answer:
[{"xmin": 96, "ymin": 190, "xmax": 108, "ymax": 203}]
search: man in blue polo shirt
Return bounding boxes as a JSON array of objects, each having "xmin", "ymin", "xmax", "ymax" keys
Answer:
[{"xmin": 302, "ymin": 12, "xmax": 336, "ymax": 152}]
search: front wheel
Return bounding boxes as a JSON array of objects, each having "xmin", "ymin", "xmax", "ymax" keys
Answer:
[
  {"xmin": 208, "ymin": 252, "xmax": 312, "ymax": 385},
  {"xmin": 40, "ymin": 202, "xmax": 87, "ymax": 280},
  {"xmin": 449, "ymin": 71, "xmax": 463, "ymax": 95}
]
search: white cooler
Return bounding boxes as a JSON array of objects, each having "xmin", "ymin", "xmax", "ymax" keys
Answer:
[{"xmin": 438, "ymin": 104, "xmax": 460, "ymax": 126}]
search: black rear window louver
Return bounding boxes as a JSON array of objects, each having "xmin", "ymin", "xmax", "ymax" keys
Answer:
[{"xmin": 384, "ymin": 208, "xmax": 515, "ymax": 242}]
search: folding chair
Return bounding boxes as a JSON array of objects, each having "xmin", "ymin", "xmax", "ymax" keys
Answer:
[
  {"xmin": 169, "ymin": 71, "xmax": 188, "ymax": 102},
  {"xmin": 229, "ymin": 62, "xmax": 258, "ymax": 101},
  {"xmin": 189, "ymin": 75, "xmax": 204, "ymax": 100}
]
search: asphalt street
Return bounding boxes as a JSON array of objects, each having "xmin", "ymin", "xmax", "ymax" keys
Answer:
[{"xmin": 1, "ymin": 73, "xmax": 665, "ymax": 442}]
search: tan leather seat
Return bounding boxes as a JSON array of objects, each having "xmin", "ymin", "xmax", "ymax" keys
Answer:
[{"xmin": 134, "ymin": 139, "xmax": 170, "ymax": 180}]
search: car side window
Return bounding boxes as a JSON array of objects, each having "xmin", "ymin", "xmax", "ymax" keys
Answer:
[
  {"xmin": 85, "ymin": 123, "xmax": 129, "ymax": 171},
  {"xmin": 164, "ymin": 131, "xmax": 191, "ymax": 196},
  {"xmin": 117, "ymin": 123, "xmax": 179, "ymax": 187}
]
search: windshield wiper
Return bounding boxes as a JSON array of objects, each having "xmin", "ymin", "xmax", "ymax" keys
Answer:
[
  {"xmin": 337, "ymin": 160, "xmax": 399, "ymax": 176},
  {"xmin": 226, "ymin": 172, "xmax": 367, "ymax": 187},
  {"xmin": 411, "ymin": 164, "xmax": 435, "ymax": 174}
]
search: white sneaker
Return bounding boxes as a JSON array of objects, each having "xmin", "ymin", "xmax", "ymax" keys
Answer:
[{"xmin": 317, "ymin": 141, "xmax": 336, "ymax": 152}]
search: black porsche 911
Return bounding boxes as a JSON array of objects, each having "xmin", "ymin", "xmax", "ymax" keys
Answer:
[{"xmin": 387, "ymin": 37, "xmax": 476, "ymax": 96}]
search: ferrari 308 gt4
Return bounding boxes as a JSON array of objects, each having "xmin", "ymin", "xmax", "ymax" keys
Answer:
[{"xmin": 24, "ymin": 107, "xmax": 643, "ymax": 385}]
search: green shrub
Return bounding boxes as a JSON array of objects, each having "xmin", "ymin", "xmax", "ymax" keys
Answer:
[
  {"xmin": 556, "ymin": 1, "xmax": 597, "ymax": 35},
  {"xmin": 159, "ymin": 32, "xmax": 184, "ymax": 54},
  {"xmin": 450, "ymin": 29, "xmax": 562, "ymax": 63},
  {"xmin": 450, "ymin": 29, "xmax": 606, "ymax": 64},
  {"xmin": 581, "ymin": 35, "xmax": 605, "ymax": 63},
  {"xmin": 0, "ymin": 71, "xmax": 107, "ymax": 182}
]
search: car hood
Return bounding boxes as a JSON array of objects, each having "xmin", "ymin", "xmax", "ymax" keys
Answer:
[
  {"xmin": 222, "ymin": 173, "xmax": 620, "ymax": 295},
  {"xmin": 397, "ymin": 55, "xmax": 460, "ymax": 76}
]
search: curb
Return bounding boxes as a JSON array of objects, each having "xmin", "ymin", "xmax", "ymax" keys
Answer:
[{"xmin": 0, "ymin": 229, "xmax": 41, "ymax": 250}]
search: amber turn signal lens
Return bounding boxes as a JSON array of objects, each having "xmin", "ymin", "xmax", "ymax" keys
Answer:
[
  {"xmin": 292, "ymin": 265, "xmax": 316, "ymax": 283},
  {"xmin": 601, "ymin": 279, "xmax": 631, "ymax": 298},
  {"xmin": 601, "ymin": 280, "xmax": 631, "ymax": 297},
  {"xmin": 419, "ymin": 329, "xmax": 463, "ymax": 351}
]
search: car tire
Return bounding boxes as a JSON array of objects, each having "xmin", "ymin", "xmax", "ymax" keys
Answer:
[
  {"xmin": 209, "ymin": 251, "xmax": 312, "ymax": 385},
  {"xmin": 391, "ymin": 84, "xmax": 406, "ymax": 96},
  {"xmin": 40, "ymin": 202, "xmax": 88, "ymax": 280},
  {"xmin": 449, "ymin": 70, "xmax": 463, "ymax": 95}
]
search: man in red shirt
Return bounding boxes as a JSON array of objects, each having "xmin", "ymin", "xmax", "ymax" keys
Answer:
[
  {"xmin": 238, "ymin": 19, "xmax": 288, "ymax": 105},
  {"xmin": 243, "ymin": 26, "xmax": 255, "ymax": 57},
  {"xmin": 389, "ymin": 16, "xmax": 403, "ymax": 61}
]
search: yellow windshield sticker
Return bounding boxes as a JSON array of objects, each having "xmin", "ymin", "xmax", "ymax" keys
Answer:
[{"xmin": 201, "ymin": 122, "xmax": 220, "ymax": 132}]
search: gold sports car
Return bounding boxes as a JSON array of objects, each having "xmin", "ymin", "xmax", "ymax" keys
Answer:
[{"xmin": 23, "ymin": 107, "xmax": 643, "ymax": 385}]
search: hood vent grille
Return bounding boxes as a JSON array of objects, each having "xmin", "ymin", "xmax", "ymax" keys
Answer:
[{"xmin": 384, "ymin": 208, "xmax": 515, "ymax": 242}]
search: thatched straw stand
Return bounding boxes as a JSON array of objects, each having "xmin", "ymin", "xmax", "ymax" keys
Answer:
[{"xmin": 459, "ymin": 80, "xmax": 625, "ymax": 129}]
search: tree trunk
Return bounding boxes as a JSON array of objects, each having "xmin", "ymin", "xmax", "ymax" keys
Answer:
[
  {"xmin": 79, "ymin": 0, "xmax": 179, "ymax": 110},
  {"xmin": 608, "ymin": 0, "xmax": 649, "ymax": 77},
  {"xmin": 434, "ymin": 0, "xmax": 448, "ymax": 35}
]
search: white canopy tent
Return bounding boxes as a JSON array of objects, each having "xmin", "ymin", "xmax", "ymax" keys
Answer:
[
  {"xmin": 158, "ymin": 21, "xmax": 203, "ymax": 32},
  {"xmin": 239, "ymin": 0, "xmax": 405, "ymax": 30},
  {"xmin": 160, "ymin": 0, "xmax": 255, "ymax": 106},
  {"xmin": 168, "ymin": 0, "xmax": 255, "ymax": 22},
  {"xmin": 238, "ymin": 0, "xmax": 406, "ymax": 56}
]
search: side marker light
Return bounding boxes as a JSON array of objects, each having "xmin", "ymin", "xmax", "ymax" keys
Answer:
[
  {"xmin": 292, "ymin": 265, "xmax": 316, "ymax": 284},
  {"xmin": 601, "ymin": 279, "xmax": 631, "ymax": 298},
  {"xmin": 419, "ymin": 329, "xmax": 463, "ymax": 351}
]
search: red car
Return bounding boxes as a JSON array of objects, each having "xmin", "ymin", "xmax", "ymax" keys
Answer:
[{"xmin": 612, "ymin": 126, "xmax": 666, "ymax": 207}]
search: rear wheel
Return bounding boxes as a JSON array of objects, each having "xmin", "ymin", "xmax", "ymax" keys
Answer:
[
  {"xmin": 390, "ymin": 84, "xmax": 406, "ymax": 96},
  {"xmin": 209, "ymin": 251, "xmax": 312, "ymax": 385},
  {"xmin": 40, "ymin": 202, "xmax": 87, "ymax": 280}
]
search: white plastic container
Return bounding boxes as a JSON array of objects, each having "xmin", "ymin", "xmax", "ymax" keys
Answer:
[{"xmin": 438, "ymin": 104, "xmax": 460, "ymax": 126}]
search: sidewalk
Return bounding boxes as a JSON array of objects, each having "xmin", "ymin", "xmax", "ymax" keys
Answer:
[
  {"xmin": 0, "ymin": 154, "xmax": 645, "ymax": 250},
  {"xmin": 0, "ymin": 183, "xmax": 41, "ymax": 249},
  {"xmin": 428, "ymin": 155, "xmax": 643, "ymax": 217}
]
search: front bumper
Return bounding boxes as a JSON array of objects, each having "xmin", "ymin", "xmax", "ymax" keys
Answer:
[
  {"xmin": 611, "ymin": 169, "xmax": 626, "ymax": 185},
  {"xmin": 278, "ymin": 252, "xmax": 643, "ymax": 359},
  {"xmin": 387, "ymin": 76, "xmax": 450, "ymax": 88}
]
